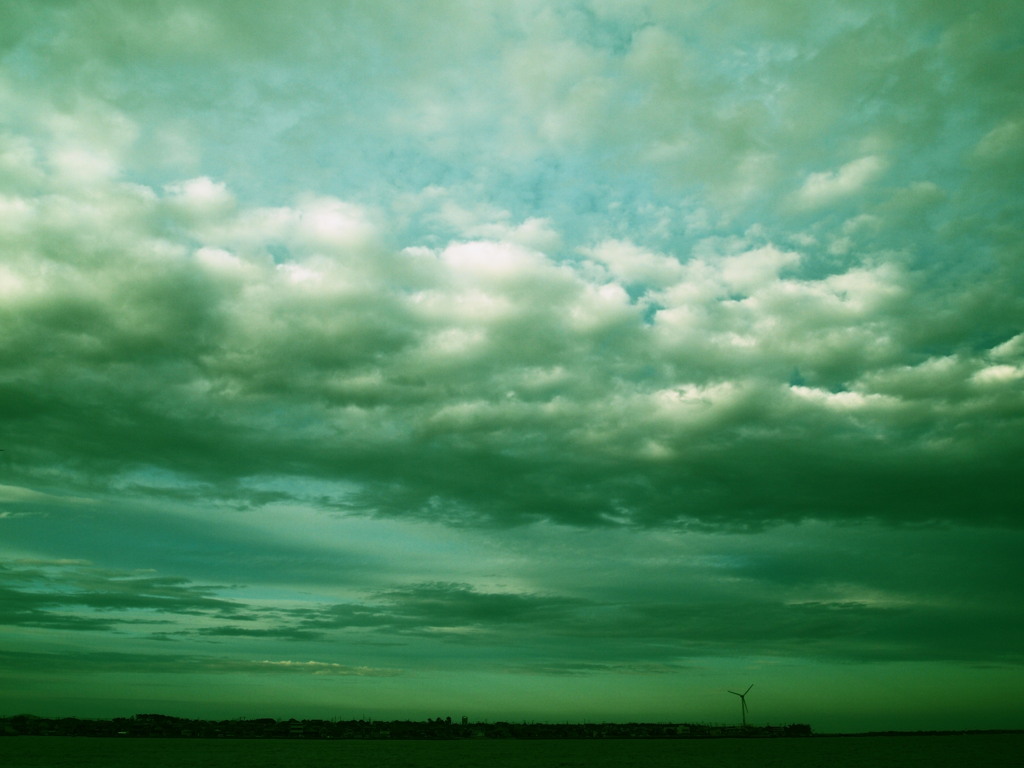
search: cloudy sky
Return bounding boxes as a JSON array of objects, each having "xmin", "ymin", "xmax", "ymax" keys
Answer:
[{"xmin": 1, "ymin": 1, "xmax": 1022, "ymax": 733}]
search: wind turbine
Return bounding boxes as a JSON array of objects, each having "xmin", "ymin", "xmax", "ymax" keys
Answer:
[{"xmin": 728, "ymin": 684, "xmax": 753, "ymax": 727}]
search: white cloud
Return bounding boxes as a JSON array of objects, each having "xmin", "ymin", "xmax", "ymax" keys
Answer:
[
  {"xmin": 973, "ymin": 118, "xmax": 1024, "ymax": 161},
  {"xmin": 719, "ymin": 245, "xmax": 800, "ymax": 294},
  {"xmin": 567, "ymin": 280, "xmax": 635, "ymax": 333},
  {"xmin": 971, "ymin": 364, "xmax": 1024, "ymax": 386},
  {"xmin": 165, "ymin": 176, "xmax": 235, "ymax": 221},
  {"xmin": 295, "ymin": 196, "xmax": 378, "ymax": 252},
  {"xmin": 250, "ymin": 660, "xmax": 400, "ymax": 676},
  {"xmin": 0, "ymin": 132, "xmax": 43, "ymax": 189},
  {"xmin": 194, "ymin": 246, "xmax": 250, "ymax": 279},
  {"xmin": 470, "ymin": 217, "xmax": 562, "ymax": 253},
  {"xmin": 793, "ymin": 155, "xmax": 887, "ymax": 209},
  {"xmin": 0, "ymin": 485, "xmax": 95, "ymax": 505},
  {"xmin": 989, "ymin": 333, "xmax": 1024, "ymax": 362},
  {"xmin": 49, "ymin": 146, "xmax": 120, "ymax": 186},
  {"xmin": 583, "ymin": 239, "xmax": 684, "ymax": 287},
  {"xmin": 441, "ymin": 240, "xmax": 553, "ymax": 286},
  {"xmin": 788, "ymin": 385, "xmax": 897, "ymax": 411}
]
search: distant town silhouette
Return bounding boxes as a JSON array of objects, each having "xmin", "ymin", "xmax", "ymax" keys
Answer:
[
  {"xmin": 3, "ymin": 713, "xmax": 813, "ymax": 740},
  {"xmin": 4, "ymin": 714, "xmax": 1020, "ymax": 741}
]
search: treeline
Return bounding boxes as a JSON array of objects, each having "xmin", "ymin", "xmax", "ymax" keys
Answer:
[{"xmin": 2, "ymin": 714, "xmax": 813, "ymax": 740}]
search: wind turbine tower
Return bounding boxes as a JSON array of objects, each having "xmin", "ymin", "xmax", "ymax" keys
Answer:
[{"xmin": 728, "ymin": 684, "xmax": 753, "ymax": 727}]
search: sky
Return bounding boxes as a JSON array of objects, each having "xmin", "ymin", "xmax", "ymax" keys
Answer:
[{"xmin": 0, "ymin": 1, "xmax": 1022, "ymax": 734}]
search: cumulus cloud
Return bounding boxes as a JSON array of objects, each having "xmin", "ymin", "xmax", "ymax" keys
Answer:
[
  {"xmin": 792, "ymin": 155, "xmax": 887, "ymax": 209},
  {"xmin": 0, "ymin": 137, "xmax": 1019, "ymax": 530},
  {"xmin": 583, "ymin": 239, "xmax": 684, "ymax": 287}
]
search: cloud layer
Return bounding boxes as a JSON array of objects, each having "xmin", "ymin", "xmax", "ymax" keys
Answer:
[
  {"xmin": 1, "ymin": 153, "xmax": 1020, "ymax": 529},
  {"xmin": 1, "ymin": 0, "xmax": 1022, "ymax": 731}
]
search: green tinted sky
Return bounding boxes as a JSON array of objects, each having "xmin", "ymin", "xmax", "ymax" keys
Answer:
[{"xmin": 1, "ymin": 1, "xmax": 1022, "ymax": 733}]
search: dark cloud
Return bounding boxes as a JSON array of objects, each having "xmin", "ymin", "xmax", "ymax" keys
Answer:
[
  {"xmin": 275, "ymin": 576, "xmax": 1024, "ymax": 667},
  {"xmin": 191, "ymin": 626, "xmax": 326, "ymax": 642},
  {"xmin": 298, "ymin": 582, "xmax": 587, "ymax": 636},
  {"xmin": 0, "ymin": 562, "xmax": 241, "ymax": 632},
  {"xmin": 0, "ymin": 649, "xmax": 400, "ymax": 677}
]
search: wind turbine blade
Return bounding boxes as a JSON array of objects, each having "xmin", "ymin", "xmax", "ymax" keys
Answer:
[
  {"xmin": 728, "ymin": 690, "xmax": 741, "ymax": 696},
  {"xmin": 744, "ymin": 684, "xmax": 753, "ymax": 695}
]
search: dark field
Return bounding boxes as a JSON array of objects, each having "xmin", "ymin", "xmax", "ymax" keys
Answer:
[{"xmin": 1, "ymin": 734, "xmax": 1021, "ymax": 768}]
